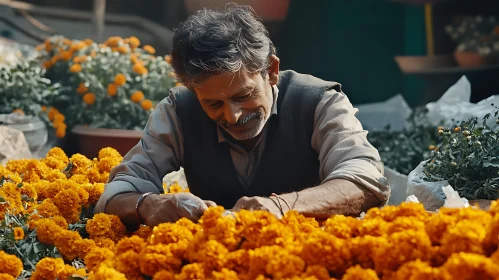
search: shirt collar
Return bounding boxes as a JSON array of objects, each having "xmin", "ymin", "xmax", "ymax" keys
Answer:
[{"xmin": 217, "ymin": 85, "xmax": 279, "ymax": 143}]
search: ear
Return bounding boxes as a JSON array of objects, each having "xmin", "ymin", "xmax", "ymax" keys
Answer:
[{"xmin": 267, "ymin": 55, "xmax": 280, "ymax": 85}]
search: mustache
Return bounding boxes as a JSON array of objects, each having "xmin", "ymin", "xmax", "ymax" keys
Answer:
[{"xmin": 218, "ymin": 112, "xmax": 262, "ymax": 129}]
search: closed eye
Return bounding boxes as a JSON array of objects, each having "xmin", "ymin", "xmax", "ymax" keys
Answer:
[
  {"xmin": 234, "ymin": 92, "xmax": 252, "ymax": 102},
  {"xmin": 207, "ymin": 101, "xmax": 223, "ymax": 109}
]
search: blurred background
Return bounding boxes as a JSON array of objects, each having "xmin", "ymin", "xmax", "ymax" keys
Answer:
[{"xmin": 2, "ymin": 0, "xmax": 499, "ymax": 106}]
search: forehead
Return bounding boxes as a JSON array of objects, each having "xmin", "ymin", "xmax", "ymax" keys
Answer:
[{"xmin": 194, "ymin": 70, "xmax": 259, "ymax": 100}]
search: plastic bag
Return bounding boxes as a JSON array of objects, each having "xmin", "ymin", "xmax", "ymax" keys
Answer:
[
  {"xmin": 385, "ymin": 167, "xmax": 409, "ymax": 205},
  {"xmin": 406, "ymin": 161, "xmax": 448, "ymax": 211},
  {"xmin": 354, "ymin": 94, "xmax": 412, "ymax": 132},
  {"xmin": 425, "ymin": 75, "xmax": 499, "ymax": 128}
]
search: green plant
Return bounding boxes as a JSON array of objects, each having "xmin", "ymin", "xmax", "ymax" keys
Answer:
[
  {"xmin": 0, "ymin": 59, "xmax": 60, "ymax": 116},
  {"xmin": 423, "ymin": 106, "xmax": 499, "ymax": 200},
  {"xmin": 37, "ymin": 35, "xmax": 178, "ymax": 131},
  {"xmin": 445, "ymin": 15, "xmax": 499, "ymax": 55},
  {"xmin": 367, "ymin": 107, "xmax": 440, "ymax": 175}
]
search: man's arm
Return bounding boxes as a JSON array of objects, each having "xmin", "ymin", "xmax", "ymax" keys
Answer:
[
  {"xmin": 276, "ymin": 86, "xmax": 390, "ymax": 217},
  {"xmin": 94, "ymin": 94, "xmax": 185, "ymax": 221}
]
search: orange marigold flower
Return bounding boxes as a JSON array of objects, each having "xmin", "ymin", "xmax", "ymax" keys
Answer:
[
  {"xmin": 440, "ymin": 220, "xmax": 486, "ymax": 256},
  {"xmin": 30, "ymin": 257, "xmax": 64, "ymax": 280},
  {"xmin": 13, "ymin": 227, "xmax": 24, "ymax": 240},
  {"xmin": 130, "ymin": 53, "xmax": 140, "ymax": 64},
  {"xmin": 441, "ymin": 252, "xmax": 499, "ymax": 279},
  {"xmin": 61, "ymin": 50, "xmax": 73, "ymax": 61},
  {"xmin": 47, "ymin": 107, "xmax": 59, "ymax": 121},
  {"xmin": 92, "ymin": 236, "xmax": 116, "ymax": 250},
  {"xmin": 52, "ymin": 215, "xmax": 69, "ymax": 229},
  {"xmin": 88, "ymin": 263, "xmax": 127, "ymax": 280},
  {"xmin": 153, "ymin": 270, "xmax": 175, "ymax": 280},
  {"xmin": 84, "ymin": 247, "xmax": 115, "ymax": 272},
  {"xmin": 107, "ymin": 83, "xmax": 118, "ymax": 97},
  {"xmin": 84, "ymin": 38, "xmax": 94, "ymax": 45},
  {"xmin": 42, "ymin": 60, "xmax": 52, "ymax": 69},
  {"xmin": 114, "ymin": 73, "xmax": 127, "ymax": 86},
  {"xmin": 133, "ymin": 63, "xmax": 148, "ymax": 75},
  {"xmin": 141, "ymin": 99, "xmax": 153, "ymax": 110},
  {"xmin": 63, "ymin": 38, "xmax": 72, "ymax": 45},
  {"xmin": 143, "ymin": 45, "xmax": 156, "ymax": 54},
  {"xmin": 392, "ymin": 259, "xmax": 451, "ymax": 280},
  {"xmin": 70, "ymin": 63, "xmax": 82, "ymax": 73},
  {"xmin": 164, "ymin": 55, "xmax": 172, "ymax": 64},
  {"xmin": 71, "ymin": 41, "xmax": 87, "ymax": 51},
  {"xmin": 75, "ymin": 238, "xmax": 97, "ymax": 259},
  {"xmin": 324, "ymin": 215, "xmax": 360, "ymax": 239},
  {"xmin": 0, "ymin": 273, "xmax": 15, "ymax": 280},
  {"xmin": 175, "ymin": 82, "xmax": 183, "ymax": 87},
  {"xmin": 300, "ymin": 265, "xmax": 330, "ymax": 280},
  {"xmin": 128, "ymin": 36, "xmax": 141, "ymax": 48},
  {"xmin": 41, "ymin": 105, "xmax": 47, "ymax": 112},
  {"xmin": 342, "ymin": 265, "xmax": 379, "ymax": 280},
  {"xmin": 87, "ymin": 213, "xmax": 112, "ymax": 238},
  {"xmin": 131, "ymin": 90, "xmax": 145, "ymax": 103},
  {"xmin": 212, "ymin": 268, "xmax": 239, "ymax": 280},
  {"xmin": 11, "ymin": 109, "xmax": 24, "ymax": 115},
  {"xmin": 105, "ymin": 36, "xmax": 123, "ymax": 47},
  {"xmin": 115, "ymin": 235, "xmax": 146, "ymax": 255},
  {"xmin": 73, "ymin": 55, "xmax": 88, "ymax": 63},
  {"xmin": 176, "ymin": 263, "xmax": 205, "ymax": 280},
  {"xmin": 117, "ymin": 46, "xmax": 128, "ymax": 54},
  {"xmin": 133, "ymin": 225, "xmax": 153, "ymax": 240},
  {"xmin": 0, "ymin": 251, "xmax": 23, "ymax": 278},
  {"xmin": 265, "ymin": 251, "xmax": 306, "ymax": 279},
  {"xmin": 83, "ymin": 93, "xmax": 96, "ymax": 105}
]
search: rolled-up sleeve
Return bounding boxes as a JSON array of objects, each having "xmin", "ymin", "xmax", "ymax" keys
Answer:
[
  {"xmin": 312, "ymin": 87, "xmax": 390, "ymax": 204},
  {"xmin": 94, "ymin": 94, "xmax": 184, "ymax": 212}
]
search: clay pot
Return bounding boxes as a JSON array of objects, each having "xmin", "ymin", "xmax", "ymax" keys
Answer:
[
  {"xmin": 72, "ymin": 125, "xmax": 143, "ymax": 158},
  {"xmin": 454, "ymin": 51, "xmax": 497, "ymax": 68}
]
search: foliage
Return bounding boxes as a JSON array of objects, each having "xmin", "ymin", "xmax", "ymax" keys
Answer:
[
  {"xmin": 367, "ymin": 107, "xmax": 440, "ymax": 175},
  {"xmin": 423, "ymin": 106, "xmax": 499, "ymax": 200},
  {"xmin": 0, "ymin": 59, "xmax": 60, "ymax": 116},
  {"xmin": 37, "ymin": 35, "xmax": 178, "ymax": 131}
]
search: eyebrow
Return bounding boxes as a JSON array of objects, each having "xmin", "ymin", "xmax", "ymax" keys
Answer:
[{"xmin": 200, "ymin": 85, "xmax": 255, "ymax": 104}]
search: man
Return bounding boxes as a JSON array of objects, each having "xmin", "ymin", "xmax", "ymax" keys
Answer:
[{"xmin": 94, "ymin": 4, "xmax": 390, "ymax": 228}]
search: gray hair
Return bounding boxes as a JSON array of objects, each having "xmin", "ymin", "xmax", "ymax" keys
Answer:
[{"xmin": 171, "ymin": 3, "xmax": 276, "ymax": 88}]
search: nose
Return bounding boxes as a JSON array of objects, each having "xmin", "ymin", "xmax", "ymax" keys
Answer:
[{"xmin": 224, "ymin": 102, "xmax": 242, "ymax": 125}]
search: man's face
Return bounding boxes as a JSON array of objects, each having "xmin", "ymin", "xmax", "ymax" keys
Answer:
[{"xmin": 194, "ymin": 56, "xmax": 280, "ymax": 141}]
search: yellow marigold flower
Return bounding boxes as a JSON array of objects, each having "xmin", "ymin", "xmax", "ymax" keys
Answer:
[
  {"xmin": 266, "ymin": 251, "xmax": 306, "ymax": 279},
  {"xmin": 83, "ymin": 92, "xmax": 96, "ymax": 105},
  {"xmin": 0, "ymin": 251, "xmax": 23, "ymax": 278},
  {"xmin": 13, "ymin": 227, "xmax": 24, "ymax": 240},
  {"xmin": 212, "ymin": 268, "xmax": 238, "ymax": 280},
  {"xmin": 133, "ymin": 63, "xmax": 149, "ymax": 75},
  {"xmin": 224, "ymin": 249, "xmax": 249, "ymax": 273},
  {"xmin": 153, "ymin": 270, "xmax": 175, "ymax": 280},
  {"xmin": 54, "ymin": 229, "xmax": 83, "ymax": 260},
  {"xmin": 300, "ymin": 265, "xmax": 330, "ymax": 280},
  {"xmin": 73, "ymin": 55, "xmax": 88, "ymax": 63},
  {"xmin": 46, "ymin": 146, "xmax": 68, "ymax": 162},
  {"xmin": 97, "ymin": 156, "xmax": 122, "ymax": 173},
  {"xmin": 483, "ymin": 215, "xmax": 499, "ymax": 255},
  {"xmin": 52, "ymin": 215, "xmax": 69, "ymax": 229},
  {"xmin": 107, "ymin": 83, "xmax": 118, "ymax": 97},
  {"xmin": 141, "ymin": 99, "xmax": 153, "ymax": 110},
  {"xmin": 175, "ymin": 217, "xmax": 202, "ymax": 236},
  {"xmin": 82, "ymin": 183, "xmax": 105, "ymax": 205},
  {"xmin": 131, "ymin": 90, "xmax": 145, "ymax": 103},
  {"xmin": 88, "ymin": 263, "xmax": 127, "ymax": 280},
  {"xmin": 114, "ymin": 73, "xmax": 127, "ymax": 86},
  {"xmin": 87, "ymin": 213, "xmax": 112, "ymax": 238},
  {"xmin": 357, "ymin": 217, "xmax": 389, "ymax": 237},
  {"xmin": 70, "ymin": 63, "xmax": 82, "ymax": 73},
  {"xmin": 0, "ymin": 273, "xmax": 15, "ymax": 280},
  {"xmin": 441, "ymin": 252, "xmax": 499, "ymax": 279},
  {"xmin": 200, "ymin": 206, "xmax": 241, "ymax": 251},
  {"xmin": 33, "ymin": 218, "xmax": 63, "ymax": 244},
  {"xmin": 75, "ymin": 238, "xmax": 97, "ymax": 259},
  {"xmin": 130, "ymin": 53, "xmax": 140, "ymax": 64},
  {"xmin": 139, "ymin": 244, "xmax": 183, "ymax": 276},
  {"xmin": 440, "ymin": 220, "xmax": 486, "ymax": 256},
  {"xmin": 53, "ymin": 113, "xmax": 65, "ymax": 123},
  {"xmin": 176, "ymin": 263, "xmax": 205, "ymax": 280},
  {"xmin": 98, "ymin": 147, "xmax": 122, "ymax": 159},
  {"xmin": 105, "ymin": 36, "xmax": 123, "ymax": 47},
  {"xmin": 53, "ymin": 188, "xmax": 81, "ymax": 216},
  {"xmin": 114, "ymin": 250, "xmax": 142, "ymax": 278},
  {"xmin": 143, "ymin": 45, "xmax": 156, "ymax": 54},
  {"xmin": 92, "ymin": 237, "xmax": 116, "ymax": 250},
  {"xmin": 115, "ymin": 235, "xmax": 146, "ymax": 255},
  {"xmin": 84, "ymin": 247, "xmax": 115, "ymax": 272},
  {"xmin": 109, "ymin": 215, "xmax": 127, "ymax": 242},
  {"xmin": 117, "ymin": 45, "xmax": 128, "ymax": 54},
  {"xmin": 33, "ymin": 199, "xmax": 60, "ymax": 218},
  {"xmin": 300, "ymin": 231, "xmax": 351, "ymax": 274},
  {"xmin": 57, "ymin": 265, "xmax": 78, "ymax": 280},
  {"xmin": 133, "ymin": 225, "xmax": 153, "ymax": 240},
  {"xmin": 392, "ymin": 259, "xmax": 452, "ymax": 280},
  {"xmin": 30, "ymin": 257, "xmax": 64, "ymax": 280},
  {"xmin": 324, "ymin": 215, "xmax": 360, "ymax": 239},
  {"xmin": 150, "ymin": 223, "xmax": 194, "ymax": 245},
  {"xmin": 342, "ymin": 265, "xmax": 379, "ymax": 280}
]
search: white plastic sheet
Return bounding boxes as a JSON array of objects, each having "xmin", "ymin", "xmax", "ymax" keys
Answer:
[
  {"xmin": 385, "ymin": 167, "xmax": 409, "ymax": 205},
  {"xmin": 354, "ymin": 94, "xmax": 412, "ymax": 132}
]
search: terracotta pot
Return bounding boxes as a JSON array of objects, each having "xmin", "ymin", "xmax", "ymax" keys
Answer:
[
  {"xmin": 394, "ymin": 55, "xmax": 456, "ymax": 73},
  {"xmin": 454, "ymin": 51, "xmax": 497, "ymax": 68},
  {"xmin": 184, "ymin": 0, "xmax": 290, "ymax": 21},
  {"xmin": 72, "ymin": 125, "xmax": 143, "ymax": 158}
]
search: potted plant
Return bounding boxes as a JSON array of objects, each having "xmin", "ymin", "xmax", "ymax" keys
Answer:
[
  {"xmin": 36, "ymin": 36, "xmax": 178, "ymax": 157},
  {"xmin": 0, "ymin": 57, "xmax": 62, "ymax": 155},
  {"xmin": 445, "ymin": 15, "xmax": 499, "ymax": 67}
]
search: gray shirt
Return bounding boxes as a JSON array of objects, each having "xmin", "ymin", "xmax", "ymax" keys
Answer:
[{"xmin": 95, "ymin": 85, "xmax": 390, "ymax": 212}]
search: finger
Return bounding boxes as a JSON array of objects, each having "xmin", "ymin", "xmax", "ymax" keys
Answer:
[
  {"xmin": 204, "ymin": 200, "xmax": 217, "ymax": 207},
  {"xmin": 232, "ymin": 196, "xmax": 251, "ymax": 211}
]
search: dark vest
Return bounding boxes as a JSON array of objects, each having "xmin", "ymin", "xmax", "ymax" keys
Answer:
[{"xmin": 173, "ymin": 70, "xmax": 340, "ymax": 208}]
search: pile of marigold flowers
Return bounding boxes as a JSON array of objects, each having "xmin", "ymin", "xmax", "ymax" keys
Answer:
[{"xmin": 2, "ymin": 148, "xmax": 499, "ymax": 279}]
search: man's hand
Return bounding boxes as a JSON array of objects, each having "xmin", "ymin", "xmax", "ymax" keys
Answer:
[
  {"xmin": 140, "ymin": 193, "xmax": 212, "ymax": 227},
  {"xmin": 232, "ymin": 196, "xmax": 284, "ymax": 218}
]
